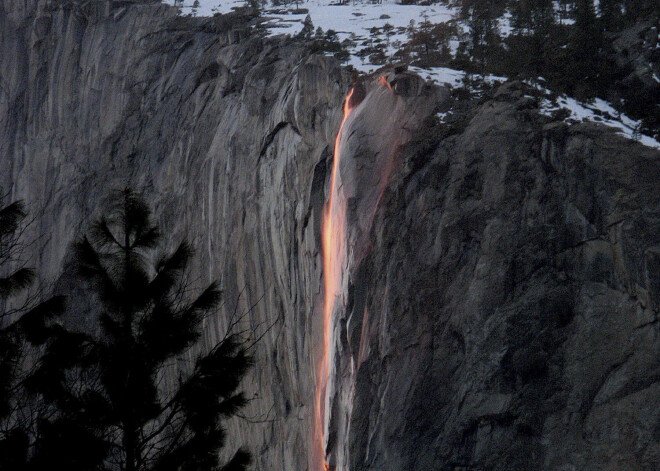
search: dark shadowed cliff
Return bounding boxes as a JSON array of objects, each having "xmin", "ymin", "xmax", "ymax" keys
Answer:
[{"xmin": 1, "ymin": 1, "xmax": 659, "ymax": 469}]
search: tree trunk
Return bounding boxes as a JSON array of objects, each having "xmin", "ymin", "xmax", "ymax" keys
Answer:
[{"xmin": 125, "ymin": 426, "xmax": 137, "ymax": 471}]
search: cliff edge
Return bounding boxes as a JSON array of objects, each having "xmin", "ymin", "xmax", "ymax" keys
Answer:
[{"xmin": 1, "ymin": 1, "xmax": 659, "ymax": 469}]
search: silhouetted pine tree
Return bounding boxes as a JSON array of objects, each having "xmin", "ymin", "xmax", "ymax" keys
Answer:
[
  {"xmin": 0, "ymin": 200, "xmax": 33, "ymax": 419},
  {"xmin": 0, "ymin": 195, "xmax": 64, "ymax": 471},
  {"xmin": 26, "ymin": 188, "xmax": 251, "ymax": 471}
]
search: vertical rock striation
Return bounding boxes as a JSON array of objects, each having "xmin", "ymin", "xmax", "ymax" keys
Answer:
[
  {"xmin": 322, "ymin": 73, "xmax": 446, "ymax": 470},
  {"xmin": 1, "ymin": 1, "xmax": 350, "ymax": 467},
  {"xmin": 340, "ymin": 83, "xmax": 660, "ymax": 470},
  {"xmin": 2, "ymin": 2, "xmax": 660, "ymax": 470}
]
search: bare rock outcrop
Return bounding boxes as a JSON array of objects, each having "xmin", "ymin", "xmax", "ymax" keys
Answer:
[
  {"xmin": 341, "ymin": 82, "xmax": 660, "ymax": 470},
  {"xmin": 2, "ymin": 2, "xmax": 659, "ymax": 470}
]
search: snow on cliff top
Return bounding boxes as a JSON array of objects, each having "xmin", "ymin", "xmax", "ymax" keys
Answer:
[
  {"xmin": 165, "ymin": 0, "xmax": 660, "ymax": 150},
  {"xmin": 172, "ymin": 0, "xmax": 466, "ymax": 82},
  {"xmin": 540, "ymin": 93, "xmax": 660, "ymax": 149}
]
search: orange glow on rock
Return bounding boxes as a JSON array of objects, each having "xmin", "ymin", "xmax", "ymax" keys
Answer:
[
  {"xmin": 378, "ymin": 75, "xmax": 392, "ymax": 92},
  {"xmin": 314, "ymin": 88, "xmax": 356, "ymax": 471}
]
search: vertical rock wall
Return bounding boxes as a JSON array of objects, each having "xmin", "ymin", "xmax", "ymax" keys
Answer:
[
  {"xmin": 2, "ymin": 1, "xmax": 660, "ymax": 470},
  {"xmin": 323, "ymin": 73, "xmax": 446, "ymax": 470},
  {"xmin": 339, "ymin": 84, "xmax": 660, "ymax": 470},
  {"xmin": 1, "ymin": 1, "xmax": 349, "ymax": 468}
]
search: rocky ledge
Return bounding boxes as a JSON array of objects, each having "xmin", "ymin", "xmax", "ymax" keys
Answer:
[{"xmin": 1, "ymin": 0, "xmax": 659, "ymax": 469}]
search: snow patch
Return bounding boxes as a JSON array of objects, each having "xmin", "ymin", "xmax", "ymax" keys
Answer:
[
  {"xmin": 409, "ymin": 66, "xmax": 505, "ymax": 89},
  {"xmin": 539, "ymin": 91, "xmax": 660, "ymax": 149},
  {"xmin": 260, "ymin": 1, "xmax": 456, "ymax": 73},
  {"xmin": 164, "ymin": 1, "xmax": 658, "ymax": 151},
  {"xmin": 167, "ymin": 0, "xmax": 458, "ymax": 74}
]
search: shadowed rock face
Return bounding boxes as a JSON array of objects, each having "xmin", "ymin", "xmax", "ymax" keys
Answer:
[
  {"xmin": 1, "ymin": 2, "xmax": 347, "ymax": 468},
  {"xmin": 344, "ymin": 82, "xmax": 660, "ymax": 470},
  {"xmin": 323, "ymin": 73, "xmax": 447, "ymax": 470},
  {"xmin": 2, "ymin": 2, "xmax": 660, "ymax": 471}
]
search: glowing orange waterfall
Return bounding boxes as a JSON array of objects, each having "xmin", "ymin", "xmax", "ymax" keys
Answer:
[{"xmin": 315, "ymin": 88, "xmax": 356, "ymax": 471}]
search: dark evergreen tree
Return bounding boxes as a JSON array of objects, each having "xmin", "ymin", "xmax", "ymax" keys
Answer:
[
  {"xmin": 511, "ymin": 0, "xmax": 554, "ymax": 34},
  {"xmin": 459, "ymin": 0, "xmax": 506, "ymax": 72},
  {"xmin": 26, "ymin": 189, "xmax": 252, "ymax": 471},
  {"xmin": 574, "ymin": 0, "xmax": 599, "ymax": 39},
  {"xmin": 407, "ymin": 18, "xmax": 456, "ymax": 66},
  {"xmin": 0, "ymin": 200, "xmax": 33, "ymax": 420},
  {"xmin": 599, "ymin": 0, "xmax": 624, "ymax": 31},
  {"xmin": 507, "ymin": 0, "xmax": 555, "ymax": 77},
  {"xmin": 623, "ymin": 0, "xmax": 660, "ymax": 23},
  {"xmin": 0, "ymin": 195, "xmax": 64, "ymax": 471},
  {"xmin": 561, "ymin": 0, "xmax": 606, "ymax": 97},
  {"xmin": 556, "ymin": 0, "xmax": 574, "ymax": 24}
]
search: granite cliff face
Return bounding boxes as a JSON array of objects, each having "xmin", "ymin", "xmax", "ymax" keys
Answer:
[{"xmin": 2, "ymin": 1, "xmax": 660, "ymax": 470}]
